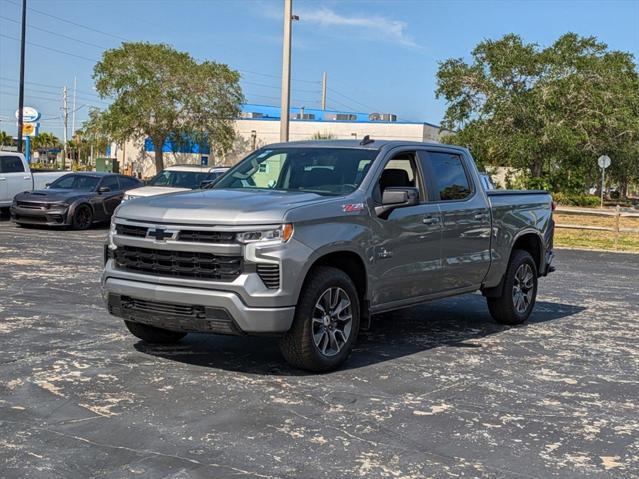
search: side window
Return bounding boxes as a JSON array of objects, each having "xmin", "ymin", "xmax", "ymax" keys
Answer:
[
  {"xmin": 377, "ymin": 152, "xmax": 418, "ymax": 195},
  {"xmin": 421, "ymin": 152, "xmax": 471, "ymax": 201},
  {"xmin": 0, "ymin": 156, "xmax": 26, "ymax": 173},
  {"xmin": 101, "ymin": 176, "xmax": 121, "ymax": 191},
  {"xmin": 119, "ymin": 176, "xmax": 140, "ymax": 190}
]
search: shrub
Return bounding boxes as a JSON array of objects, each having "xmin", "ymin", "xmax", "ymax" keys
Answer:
[{"xmin": 552, "ymin": 192, "xmax": 600, "ymax": 207}]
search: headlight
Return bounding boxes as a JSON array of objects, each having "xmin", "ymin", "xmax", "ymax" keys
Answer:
[
  {"xmin": 237, "ymin": 224, "xmax": 293, "ymax": 244},
  {"xmin": 122, "ymin": 193, "xmax": 133, "ymax": 202},
  {"xmin": 107, "ymin": 219, "xmax": 117, "ymax": 249}
]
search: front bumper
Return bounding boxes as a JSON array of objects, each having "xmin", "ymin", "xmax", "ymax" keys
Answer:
[
  {"xmin": 10, "ymin": 205, "xmax": 70, "ymax": 226},
  {"xmin": 104, "ymin": 277, "xmax": 295, "ymax": 335}
]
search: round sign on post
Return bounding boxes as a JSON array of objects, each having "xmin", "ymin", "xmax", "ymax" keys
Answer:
[
  {"xmin": 598, "ymin": 155, "xmax": 611, "ymax": 169},
  {"xmin": 15, "ymin": 106, "xmax": 41, "ymax": 123},
  {"xmin": 597, "ymin": 155, "xmax": 611, "ymax": 208}
]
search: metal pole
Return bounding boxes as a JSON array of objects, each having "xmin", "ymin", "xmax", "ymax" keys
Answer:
[
  {"xmin": 62, "ymin": 86, "xmax": 68, "ymax": 170},
  {"xmin": 16, "ymin": 0, "xmax": 27, "ymax": 154},
  {"xmin": 279, "ymin": 0, "xmax": 293, "ymax": 142},
  {"xmin": 600, "ymin": 166, "xmax": 605, "ymax": 208},
  {"xmin": 321, "ymin": 72, "xmax": 327, "ymax": 110},
  {"xmin": 72, "ymin": 76, "xmax": 76, "ymax": 135}
]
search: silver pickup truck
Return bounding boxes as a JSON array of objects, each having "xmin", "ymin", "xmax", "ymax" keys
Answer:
[{"xmin": 103, "ymin": 139, "xmax": 554, "ymax": 371}]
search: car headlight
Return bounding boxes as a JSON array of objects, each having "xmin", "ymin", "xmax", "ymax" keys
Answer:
[
  {"xmin": 237, "ymin": 224, "xmax": 293, "ymax": 244},
  {"xmin": 122, "ymin": 193, "xmax": 133, "ymax": 202},
  {"xmin": 107, "ymin": 219, "xmax": 117, "ymax": 249}
]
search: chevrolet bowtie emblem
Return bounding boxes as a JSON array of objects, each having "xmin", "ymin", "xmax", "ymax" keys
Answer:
[{"xmin": 147, "ymin": 227, "xmax": 172, "ymax": 241}]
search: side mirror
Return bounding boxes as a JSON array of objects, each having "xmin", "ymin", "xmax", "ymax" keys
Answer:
[
  {"xmin": 98, "ymin": 186, "xmax": 111, "ymax": 193},
  {"xmin": 45, "ymin": 183, "xmax": 51, "ymax": 188},
  {"xmin": 375, "ymin": 186, "xmax": 419, "ymax": 217}
]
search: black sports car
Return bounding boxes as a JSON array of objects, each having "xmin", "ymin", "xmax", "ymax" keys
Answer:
[{"xmin": 10, "ymin": 172, "xmax": 143, "ymax": 229}]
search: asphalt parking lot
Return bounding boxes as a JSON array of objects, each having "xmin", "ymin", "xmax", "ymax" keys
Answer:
[{"xmin": 1, "ymin": 218, "xmax": 638, "ymax": 479}]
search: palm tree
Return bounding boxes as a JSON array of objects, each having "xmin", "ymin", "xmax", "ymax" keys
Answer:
[
  {"xmin": 32, "ymin": 132, "xmax": 62, "ymax": 151},
  {"xmin": 0, "ymin": 130, "xmax": 12, "ymax": 146}
]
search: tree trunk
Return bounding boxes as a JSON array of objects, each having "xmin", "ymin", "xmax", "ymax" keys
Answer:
[
  {"xmin": 152, "ymin": 135, "xmax": 165, "ymax": 174},
  {"xmin": 531, "ymin": 159, "xmax": 543, "ymax": 178}
]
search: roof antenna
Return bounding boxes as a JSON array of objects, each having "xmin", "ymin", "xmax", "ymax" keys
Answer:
[{"xmin": 360, "ymin": 135, "xmax": 374, "ymax": 146}]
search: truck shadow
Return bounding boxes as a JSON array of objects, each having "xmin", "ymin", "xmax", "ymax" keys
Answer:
[{"xmin": 134, "ymin": 295, "xmax": 585, "ymax": 375}]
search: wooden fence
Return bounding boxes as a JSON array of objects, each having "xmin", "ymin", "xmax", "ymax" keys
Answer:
[{"xmin": 555, "ymin": 206, "xmax": 639, "ymax": 248}]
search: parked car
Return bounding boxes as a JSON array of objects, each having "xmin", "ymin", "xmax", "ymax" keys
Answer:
[
  {"xmin": 11, "ymin": 172, "xmax": 142, "ymax": 229},
  {"xmin": 103, "ymin": 139, "xmax": 554, "ymax": 371},
  {"xmin": 122, "ymin": 165, "xmax": 229, "ymax": 201},
  {"xmin": 0, "ymin": 151, "xmax": 66, "ymax": 210}
]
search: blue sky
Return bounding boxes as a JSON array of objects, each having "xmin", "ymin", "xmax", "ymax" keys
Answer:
[{"xmin": 1, "ymin": 0, "xmax": 638, "ymax": 140}]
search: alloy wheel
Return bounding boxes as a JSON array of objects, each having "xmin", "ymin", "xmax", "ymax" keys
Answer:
[
  {"xmin": 512, "ymin": 263, "xmax": 534, "ymax": 314},
  {"xmin": 312, "ymin": 287, "xmax": 353, "ymax": 357}
]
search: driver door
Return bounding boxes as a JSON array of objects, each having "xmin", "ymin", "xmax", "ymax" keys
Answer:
[
  {"xmin": 369, "ymin": 150, "xmax": 444, "ymax": 307},
  {"xmin": 96, "ymin": 175, "xmax": 123, "ymax": 219}
]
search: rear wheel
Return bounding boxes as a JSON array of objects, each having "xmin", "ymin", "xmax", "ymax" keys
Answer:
[
  {"xmin": 487, "ymin": 249, "xmax": 538, "ymax": 325},
  {"xmin": 279, "ymin": 266, "xmax": 360, "ymax": 372},
  {"xmin": 72, "ymin": 204, "xmax": 93, "ymax": 230},
  {"xmin": 124, "ymin": 320, "xmax": 186, "ymax": 344}
]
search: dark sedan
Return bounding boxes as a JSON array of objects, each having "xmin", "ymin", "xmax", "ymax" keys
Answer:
[{"xmin": 10, "ymin": 172, "xmax": 143, "ymax": 229}]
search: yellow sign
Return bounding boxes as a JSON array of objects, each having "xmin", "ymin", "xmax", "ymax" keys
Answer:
[{"xmin": 22, "ymin": 123, "xmax": 36, "ymax": 136}]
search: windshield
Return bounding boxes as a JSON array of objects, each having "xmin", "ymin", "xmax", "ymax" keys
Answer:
[
  {"xmin": 214, "ymin": 147, "xmax": 378, "ymax": 195},
  {"xmin": 49, "ymin": 174, "xmax": 100, "ymax": 191},
  {"xmin": 149, "ymin": 170, "xmax": 211, "ymax": 189}
]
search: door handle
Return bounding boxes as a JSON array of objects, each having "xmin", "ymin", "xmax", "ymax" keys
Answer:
[
  {"xmin": 23, "ymin": 176, "xmax": 31, "ymax": 180},
  {"xmin": 474, "ymin": 213, "xmax": 487, "ymax": 220},
  {"xmin": 422, "ymin": 216, "xmax": 439, "ymax": 225},
  {"xmin": 0, "ymin": 177, "xmax": 6, "ymax": 181}
]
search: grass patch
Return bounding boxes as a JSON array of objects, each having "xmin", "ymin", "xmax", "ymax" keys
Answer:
[{"xmin": 555, "ymin": 229, "xmax": 639, "ymax": 252}]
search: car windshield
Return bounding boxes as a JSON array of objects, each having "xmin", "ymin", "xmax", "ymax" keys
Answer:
[
  {"xmin": 214, "ymin": 147, "xmax": 379, "ymax": 195},
  {"xmin": 149, "ymin": 170, "xmax": 211, "ymax": 189},
  {"xmin": 49, "ymin": 174, "xmax": 100, "ymax": 191}
]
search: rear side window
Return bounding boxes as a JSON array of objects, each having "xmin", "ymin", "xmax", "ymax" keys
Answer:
[
  {"xmin": 119, "ymin": 176, "xmax": 141, "ymax": 189},
  {"xmin": 0, "ymin": 156, "xmax": 25, "ymax": 173},
  {"xmin": 101, "ymin": 176, "xmax": 121, "ymax": 191},
  {"xmin": 421, "ymin": 152, "xmax": 471, "ymax": 201}
]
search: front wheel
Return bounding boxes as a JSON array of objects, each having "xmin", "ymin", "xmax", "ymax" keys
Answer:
[
  {"xmin": 279, "ymin": 266, "xmax": 360, "ymax": 372},
  {"xmin": 71, "ymin": 204, "xmax": 93, "ymax": 230},
  {"xmin": 487, "ymin": 249, "xmax": 538, "ymax": 325},
  {"xmin": 124, "ymin": 320, "xmax": 186, "ymax": 344}
]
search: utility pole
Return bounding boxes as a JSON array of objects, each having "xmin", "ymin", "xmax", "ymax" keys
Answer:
[
  {"xmin": 16, "ymin": 0, "xmax": 27, "ymax": 153},
  {"xmin": 321, "ymin": 72, "xmax": 327, "ymax": 110},
  {"xmin": 71, "ymin": 76, "xmax": 76, "ymax": 135},
  {"xmin": 279, "ymin": 0, "xmax": 297, "ymax": 142},
  {"xmin": 62, "ymin": 86, "xmax": 68, "ymax": 170}
]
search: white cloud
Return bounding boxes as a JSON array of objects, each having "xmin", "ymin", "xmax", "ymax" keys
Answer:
[{"xmin": 295, "ymin": 7, "xmax": 420, "ymax": 49}]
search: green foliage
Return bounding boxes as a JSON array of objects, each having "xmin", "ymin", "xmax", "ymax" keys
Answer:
[
  {"xmin": 92, "ymin": 42, "xmax": 244, "ymax": 172},
  {"xmin": 0, "ymin": 130, "xmax": 11, "ymax": 146},
  {"xmin": 552, "ymin": 191, "xmax": 600, "ymax": 207},
  {"xmin": 436, "ymin": 33, "xmax": 639, "ymax": 196},
  {"xmin": 31, "ymin": 132, "xmax": 61, "ymax": 151},
  {"xmin": 311, "ymin": 132, "xmax": 336, "ymax": 140}
]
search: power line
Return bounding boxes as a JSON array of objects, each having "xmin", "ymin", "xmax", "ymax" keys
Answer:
[
  {"xmin": 239, "ymin": 68, "xmax": 320, "ymax": 85},
  {"xmin": 0, "ymin": 77, "xmax": 106, "ymax": 99},
  {"xmin": 0, "ymin": 33, "xmax": 99, "ymax": 62},
  {"xmin": 0, "ymin": 14, "xmax": 110, "ymax": 49},
  {"xmin": 3, "ymin": 0, "xmax": 128, "ymax": 42}
]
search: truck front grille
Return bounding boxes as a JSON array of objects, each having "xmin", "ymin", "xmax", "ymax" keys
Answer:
[
  {"xmin": 177, "ymin": 230, "xmax": 236, "ymax": 243},
  {"xmin": 113, "ymin": 245, "xmax": 242, "ymax": 281},
  {"xmin": 115, "ymin": 224, "xmax": 147, "ymax": 237},
  {"xmin": 257, "ymin": 264, "xmax": 280, "ymax": 289}
]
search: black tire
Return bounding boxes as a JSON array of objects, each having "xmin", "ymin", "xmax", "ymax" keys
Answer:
[
  {"xmin": 72, "ymin": 204, "xmax": 93, "ymax": 230},
  {"xmin": 487, "ymin": 249, "xmax": 538, "ymax": 325},
  {"xmin": 279, "ymin": 266, "xmax": 360, "ymax": 372},
  {"xmin": 124, "ymin": 320, "xmax": 186, "ymax": 344}
]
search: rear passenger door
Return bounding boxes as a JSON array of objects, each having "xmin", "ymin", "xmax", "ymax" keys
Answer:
[
  {"xmin": 418, "ymin": 150, "xmax": 492, "ymax": 290},
  {"xmin": 0, "ymin": 155, "xmax": 31, "ymax": 203}
]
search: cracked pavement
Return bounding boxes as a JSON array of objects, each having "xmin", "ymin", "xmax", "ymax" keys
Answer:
[{"xmin": 1, "ymin": 219, "xmax": 638, "ymax": 478}]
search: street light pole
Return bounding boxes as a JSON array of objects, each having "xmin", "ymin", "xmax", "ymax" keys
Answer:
[
  {"xmin": 17, "ymin": 0, "xmax": 27, "ymax": 154},
  {"xmin": 279, "ymin": 0, "xmax": 294, "ymax": 142}
]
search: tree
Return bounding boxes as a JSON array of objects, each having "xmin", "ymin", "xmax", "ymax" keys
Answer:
[
  {"xmin": 436, "ymin": 33, "xmax": 639, "ymax": 194},
  {"xmin": 31, "ymin": 132, "xmax": 61, "ymax": 151},
  {"xmin": 92, "ymin": 42, "xmax": 243, "ymax": 173},
  {"xmin": 0, "ymin": 130, "xmax": 11, "ymax": 146}
]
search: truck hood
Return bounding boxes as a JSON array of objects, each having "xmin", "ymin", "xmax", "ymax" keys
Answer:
[
  {"xmin": 126, "ymin": 186, "xmax": 191, "ymax": 198},
  {"xmin": 116, "ymin": 188, "xmax": 333, "ymax": 225},
  {"xmin": 15, "ymin": 189, "xmax": 91, "ymax": 203}
]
